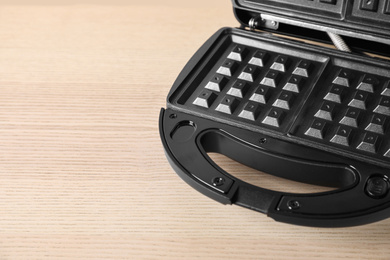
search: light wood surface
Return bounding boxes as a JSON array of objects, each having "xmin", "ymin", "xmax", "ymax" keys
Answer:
[{"xmin": 1, "ymin": 1, "xmax": 390, "ymax": 259}]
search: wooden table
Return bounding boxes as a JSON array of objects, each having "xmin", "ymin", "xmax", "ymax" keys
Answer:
[{"xmin": 1, "ymin": 1, "xmax": 390, "ymax": 259}]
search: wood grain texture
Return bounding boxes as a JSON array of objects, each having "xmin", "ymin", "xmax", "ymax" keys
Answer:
[{"xmin": 0, "ymin": 1, "xmax": 390, "ymax": 259}]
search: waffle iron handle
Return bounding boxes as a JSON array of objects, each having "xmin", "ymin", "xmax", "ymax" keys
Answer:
[
  {"xmin": 160, "ymin": 109, "xmax": 390, "ymax": 227},
  {"xmin": 160, "ymin": 108, "xmax": 276, "ymax": 208}
]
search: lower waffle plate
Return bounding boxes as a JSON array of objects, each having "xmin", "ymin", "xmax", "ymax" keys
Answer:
[{"xmin": 160, "ymin": 27, "xmax": 390, "ymax": 227}]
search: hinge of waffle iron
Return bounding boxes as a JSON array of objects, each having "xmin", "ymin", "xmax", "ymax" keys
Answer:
[{"xmin": 248, "ymin": 15, "xmax": 279, "ymax": 31}]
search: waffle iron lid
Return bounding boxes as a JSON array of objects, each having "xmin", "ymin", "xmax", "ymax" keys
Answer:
[{"xmin": 233, "ymin": 0, "xmax": 390, "ymax": 45}]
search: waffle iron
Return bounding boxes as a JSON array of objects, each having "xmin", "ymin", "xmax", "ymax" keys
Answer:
[{"xmin": 159, "ymin": 0, "xmax": 390, "ymax": 227}]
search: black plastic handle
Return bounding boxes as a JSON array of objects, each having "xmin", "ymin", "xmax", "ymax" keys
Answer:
[{"xmin": 160, "ymin": 108, "xmax": 390, "ymax": 227}]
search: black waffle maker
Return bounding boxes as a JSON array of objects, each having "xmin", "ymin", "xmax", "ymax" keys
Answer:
[{"xmin": 159, "ymin": 0, "xmax": 390, "ymax": 227}]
